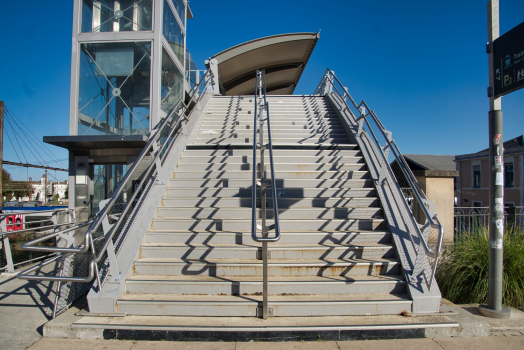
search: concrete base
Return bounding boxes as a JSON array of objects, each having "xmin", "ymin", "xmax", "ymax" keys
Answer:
[{"xmin": 479, "ymin": 304, "xmax": 512, "ymax": 319}]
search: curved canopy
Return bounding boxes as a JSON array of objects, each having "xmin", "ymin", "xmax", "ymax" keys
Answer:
[{"xmin": 211, "ymin": 33, "xmax": 319, "ymax": 96}]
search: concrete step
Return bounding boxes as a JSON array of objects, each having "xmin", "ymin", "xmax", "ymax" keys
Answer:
[
  {"xmin": 193, "ymin": 137, "xmax": 349, "ymax": 145},
  {"xmin": 181, "ymin": 149, "xmax": 362, "ymax": 157},
  {"xmin": 116, "ymin": 293, "xmax": 412, "ymax": 317},
  {"xmin": 172, "ymin": 170, "xmax": 370, "ymax": 180},
  {"xmin": 168, "ymin": 179, "xmax": 374, "ymax": 190},
  {"xmin": 196, "ymin": 130, "xmax": 347, "ymax": 138},
  {"xmin": 175, "ymin": 162, "xmax": 367, "ymax": 172},
  {"xmin": 160, "ymin": 197, "xmax": 380, "ymax": 208},
  {"xmin": 199, "ymin": 124, "xmax": 343, "ymax": 131},
  {"xmin": 139, "ymin": 243, "xmax": 395, "ymax": 260},
  {"xmin": 198, "ymin": 126, "xmax": 345, "ymax": 133},
  {"xmin": 145, "ymin": 230, "xmax": 392, "ymax": 245},
  {"xmin": 125, "ymin": 275, "xmax": 406, "ymax": 295},
  {"xmin": 166, "ymin": 186, "xmax": 376, "ymax": 198},
  {"xmin": 151, "ymin": 218, "xmax": 385, "ymax": 231},
  {"xmin": 132, "ymin": 258, "xmax": 401, "ymax": 277},
  {"xmin": 156, "ymin": 207, "xmax": 383, "ymax": 220},
  {"xmin": 179, "ymin": 155, "xmax": 365, "ymax": 164}
]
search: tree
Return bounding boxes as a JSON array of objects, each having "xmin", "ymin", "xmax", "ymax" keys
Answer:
[{"xmin": 2, "ymin": 169, "xmax": 34, "ymax": 200}]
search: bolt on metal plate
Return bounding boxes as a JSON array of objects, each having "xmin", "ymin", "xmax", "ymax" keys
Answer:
[{"xmin": 257, "ymin": 307, "xmax": 274, "ymax": 318}]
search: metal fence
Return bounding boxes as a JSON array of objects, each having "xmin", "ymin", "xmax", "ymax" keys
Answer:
[
  {"xmin": 454, "ymin": 206, "xmax": 524, "ymax": 237},
  {"xmin": 0, "ymin": 209, "xmax": 75, "ymax": 273}
]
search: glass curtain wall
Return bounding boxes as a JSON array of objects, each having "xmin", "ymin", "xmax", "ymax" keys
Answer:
[
  {"xmin": 93, "ymin": 164, "xmax": 127, "ymax": 213},
  {"xmin": 162, "ymin": 0, "xmax": 184, "ymax": 64},
  {"xmin": 78, "ymin": 42, "xmax": 151, "ymax": 136},
  {"xmin": 81, "ymin": 0, "xmax": 153, "ymax": 33},
  {"xmin": 161, "ymin": 47, "xmax": 183, "ymax": 118}
]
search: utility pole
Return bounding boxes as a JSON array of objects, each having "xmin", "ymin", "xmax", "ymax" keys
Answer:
[
  {"xmin": 0, "ymin": 101, "xmax": 3, "ymax": 213},
  {"xmin": 45, "ymin": 170, "xmax": 48, "ymax": 205},
  {"xmin": 479, "ymin": 0, "xmax": 510, "ymax": 319}
]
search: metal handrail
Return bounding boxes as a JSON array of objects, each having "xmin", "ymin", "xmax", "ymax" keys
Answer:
[
  {"xmin": 316, "ymin": 69, "xmax": 444, "ymax": 289},
  {"xmin": 18, "ymin": 70, "xmax": 214, "ymax": 284},
  {"xmin": 251, "ymin": 70, "xmax": 281, "ymax": 243},
  {"xmin": 251, "ymin": 70, "xmax": 280, "ymax": 320}
]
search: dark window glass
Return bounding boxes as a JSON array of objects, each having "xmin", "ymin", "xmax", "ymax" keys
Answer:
[
  {"xmin": 505, "ymin": 163, "xmax": 514, "ymax": 188},
  {"xmin": 473, "ymin": 165, "xmax": 481, "ymax": 188}
]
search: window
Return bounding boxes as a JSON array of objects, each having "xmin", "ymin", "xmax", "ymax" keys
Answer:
[
  {"xmin": 473, "ymin": 165, "xmax": 481, "ymax": 188},
  {"xmin": 505, "ymin": 163, "xmax": 514, "ymax": 188},
  {"xmin": 81, "ymin": 0, "xmax": 153, "ymax": 33},
  {"xmin": 78, "ymin": 42, "xmax": 151, "ymax": 136},
  {"xmin": 163, "ymin": 0, "xmax": 185, "ymax": 64}
]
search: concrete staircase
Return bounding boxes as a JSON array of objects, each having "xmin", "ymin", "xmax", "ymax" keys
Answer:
[{"xmin": 116, "ymin": 95, "xmax": 410, "ymax": 317}]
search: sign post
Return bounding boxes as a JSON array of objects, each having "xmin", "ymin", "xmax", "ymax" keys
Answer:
[{"xmin": 479, "ymin": 0, "xmax": 510, "ymax": 319}]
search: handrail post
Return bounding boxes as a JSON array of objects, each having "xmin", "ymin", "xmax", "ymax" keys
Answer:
[{"xmin": 252, "ymin": 70, "xmax": 279, "ymax": 319}]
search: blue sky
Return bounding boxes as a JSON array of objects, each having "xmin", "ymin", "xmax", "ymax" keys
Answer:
[{"xmin": 0, "ymin": 0, "xmax": 523, "ymax": 182}]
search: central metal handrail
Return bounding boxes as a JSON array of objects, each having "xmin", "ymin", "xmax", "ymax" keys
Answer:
[
  {"xmin": 251, "ymin": 70, "xmax": 280, "ymax": 319},
  {"xmin": 315, "ymin": 69, "xmax": 444, "ymax": 290},
  {"xmin": 18, "ymin": 69, "xmax": 214, "ymax": 287}
]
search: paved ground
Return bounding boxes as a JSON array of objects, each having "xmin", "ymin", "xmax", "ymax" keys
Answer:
[
  {"xmin": 2, "ymin": 268, "xmax": 524, "ymax": 350},
  {"xmin": 23, "ymin": 335, "xmax": 524, "ymax": 350},
  {"xmin": 0, "ymin": 272, "xmax": 56, "ymax": 350}
]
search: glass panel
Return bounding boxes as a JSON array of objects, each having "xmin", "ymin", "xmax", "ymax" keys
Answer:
[
  {"xmin": 160, "ymin": 47, "xmax": 183, "ymax": 118},
  {"xmin": 81, "ymin": 0, "xmax": 153, "ymax": 33},
  {"xmin": 505, "ymin": 163, "xmax": 514, "ymax": 187},
  {"xmin": 171, "ymin": 0, "xmax": 186, "ymax": 24},
  {"xmin": 93, "ymin": 164, "xmax": 128, "ymax": 214},
  {"xmin": 185, "ymin": 49, "xmax": 198, "ymax": 90},
  {"xmin": 78, "ymin": 42, "xmax": 151, "ymax": 136},
  {"xmin": 163, "ymin": 0, "xmax": 184, "ymax": 64},
  {"xmin": 473, "ymin": 165, "xmax": 481, "ymax": 188}
]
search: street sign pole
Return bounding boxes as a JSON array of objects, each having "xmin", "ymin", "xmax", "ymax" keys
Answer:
[{"xmin": 479, "ymin": 0, "xmax": 510, "ymax": 319}]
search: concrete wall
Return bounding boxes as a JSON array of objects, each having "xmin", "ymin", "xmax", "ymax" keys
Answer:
[{"xmin": 415, "ymin": 174, "xmax": 456, "ymax": 243}]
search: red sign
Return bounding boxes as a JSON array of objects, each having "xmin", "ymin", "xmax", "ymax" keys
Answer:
[{"xmin": 6, "ymin": 215, "xmax": 23, "ymax": 232}]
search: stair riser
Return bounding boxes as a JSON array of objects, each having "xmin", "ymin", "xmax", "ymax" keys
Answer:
[
  {"xmin": 156, "ymin": 208, "xmax": 383, "ymax": 220},
  {"xmin": 146, "ymin": 232, "xmax": 392, "ymax": 245},
  {"xmin": 180, "ymin": 156, "xmax": 365, "ymax": 164},
  {"xmin": 168, "ymin": 179, "xmax": 374, "ymax": 188},
  {"xmin": 196, "ymin": 132, "xmax": 347, "ymax": 139},
  {"xmin": 200, "ymin": 124, "xmax": 343, "ymax": 131},
  {"xmin": 125, "ymin": 281, "xmax": 406, "ymax": 295},
  {"xmin": 172, "ymin": 171, "xmax": 371, "ymax": 180},
  {"xmin": 139, "ymin": 246, "xmax": 395, "ymax": 260},
  {"xmin": 181, "ymin": 149, "xmax": 360, "ymax": 157},
  {"xmin": 133, "ymin": 262, "xmax": 400, "ymax": 277},
  {"xmin": 198, "ymin": 128, "xmax": 346, "ymax": 134},
  {"xmin": 166, "ymin": 187, "xmax": 376, "ymax": 198},
  {"xmin": 175, "ymin": 163, "xmax": 367, "ymax": 172},
  {"xmin": 117, "ymin": 300, "xmax": 411, "ymax": 317},
  {"xmin": 150, "ymin": 219, "xmax": 384, "ymax": 231},
  {"xmin": 161, "ymin": 197, "xmax": 380, "ymax": 208},
  {"xmin": 194, "ymin": 138, "xmax": 348, "ymax": 145}
]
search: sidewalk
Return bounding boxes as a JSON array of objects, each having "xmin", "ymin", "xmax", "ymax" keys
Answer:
[
  {"xmin": 24, "ymin": 335, "xmax": 524, "ymax": 350},
  {"xmin": 1, "ymin": 269, "xmax": 524, "ymax": 349}
]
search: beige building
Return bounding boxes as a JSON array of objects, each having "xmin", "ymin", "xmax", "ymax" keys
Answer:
[
  {"xmin": 455, "ymin": 135, "xmax": 524, "ymax": 209},
  {"xmin": 391, "ymin": 154, "xmax": 458, "ymax": 243}
]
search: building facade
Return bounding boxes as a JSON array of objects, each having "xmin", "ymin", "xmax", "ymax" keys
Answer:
[
  {"xmin": 455, "ymin": 135, "xmax": 524, "ymax": 208},
  {"xmin": 44, "ymin": 0, "xmax": 195, "ymax": 222}
]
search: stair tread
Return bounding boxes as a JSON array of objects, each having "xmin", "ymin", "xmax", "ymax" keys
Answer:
[
  {"xmin": 126, "ymin": 275, "xmax": 405, "ymax": 282},
  {"xmin": 119, "ymin": 293, "xmax": 411, "ymax": 302},
  {"xmin": 135, "ymin": 257, "xmax": 400, "ymax": 264},
  {"xmin": 140, "ymin": 243, "xmax": 394, "ymax": 249}
]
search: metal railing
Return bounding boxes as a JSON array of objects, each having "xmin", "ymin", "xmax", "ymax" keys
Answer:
[
  {"xmin": 251, "ymin": 70, "xmax": 281, "ymax": 319},
  {"xmin": 315, "ymin": 69, "xmax": 444, "ymax": 290},
  {"xmin": 455, "ymin": 206, "xmax": 524, "ymax": 237},
  {"xmin": 17, "ymin": 70, "xmax": 214, "ymax": 296},
  {"xmin": 0, "ymin": 209, "xmax": 76, "ymax": 273}
]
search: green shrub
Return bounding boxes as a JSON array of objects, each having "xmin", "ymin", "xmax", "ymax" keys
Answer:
[{"xmin": 436, "ymin": 226, "xmax": 524, "ymax": 310}]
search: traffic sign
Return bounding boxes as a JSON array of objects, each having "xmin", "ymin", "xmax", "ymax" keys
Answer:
[{"xmin": 493, "ymin": 21, "xmax": 524, "ymax": 98}]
